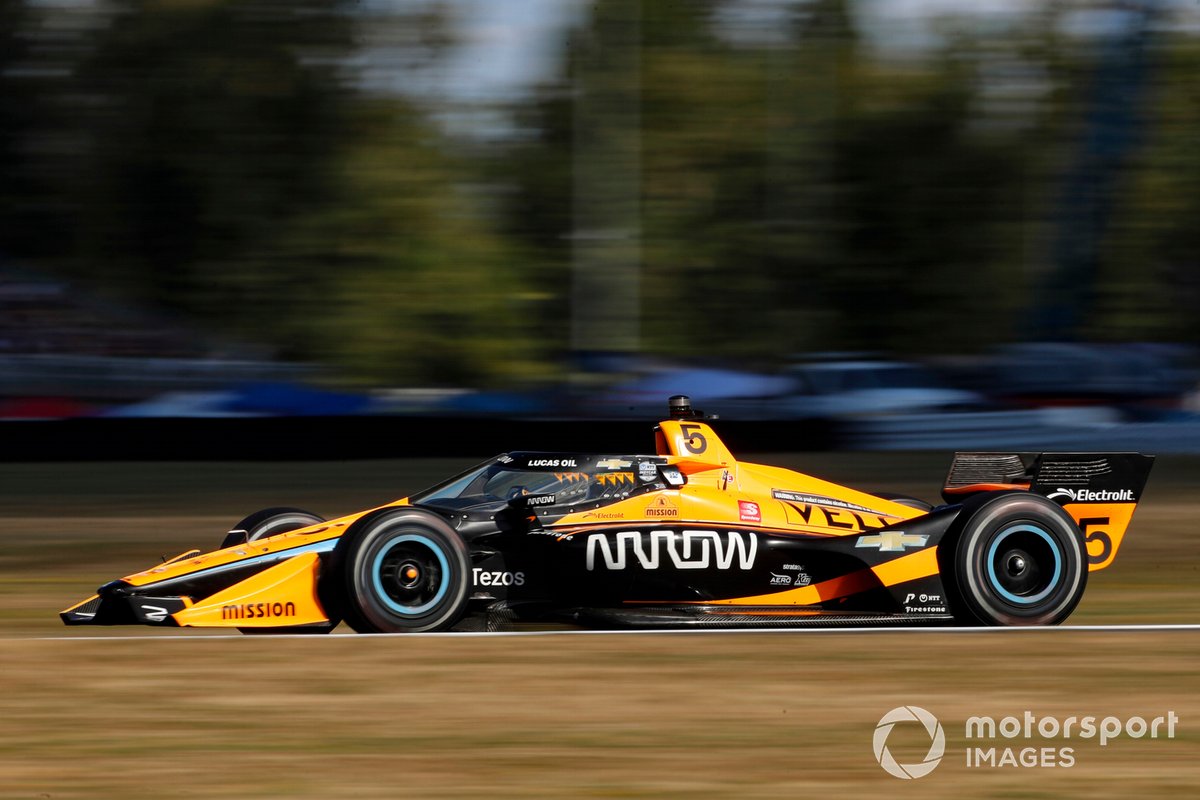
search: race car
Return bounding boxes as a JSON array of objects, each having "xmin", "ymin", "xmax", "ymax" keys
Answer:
[{"xmin": 61, "ymin": 396, "xmax": 1154, "ymax": 633}]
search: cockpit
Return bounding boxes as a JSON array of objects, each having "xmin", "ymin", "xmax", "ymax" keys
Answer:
[{"xmin": 411, "ymin": 452, "xmax": 681, "ymax": 512}]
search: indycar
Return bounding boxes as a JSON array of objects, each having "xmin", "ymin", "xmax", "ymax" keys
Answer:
[{"xmin": 62, "ymin": 396, "xmax": 1154, "ymax": 633}]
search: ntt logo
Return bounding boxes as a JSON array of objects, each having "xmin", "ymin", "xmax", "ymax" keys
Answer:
[{"xmin": 873, "ymin": 706, "xmax": 946, "ymax": 779}]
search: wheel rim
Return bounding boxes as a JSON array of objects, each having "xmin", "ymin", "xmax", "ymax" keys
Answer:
[
  {"xmin": 985, "ymin": 524, "xmax": 1062, "ymax": 605},
  {"xmin": 370, "ymin": 534, "xmax": 450, "ymax": 616}
]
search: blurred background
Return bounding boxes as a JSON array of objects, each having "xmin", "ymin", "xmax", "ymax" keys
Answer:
[
  {"xmin": 3, "ymin": 0, "xmax": 1200, "ymax": 452},
  {"xmin": 5, "ymin": 9, "xmax": 1200, "ymax": 795}
]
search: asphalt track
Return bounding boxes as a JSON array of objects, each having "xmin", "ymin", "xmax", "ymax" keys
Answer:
[{"xmin": 24, "ymin": 622, "xmax": 1200, "ymax": 641}]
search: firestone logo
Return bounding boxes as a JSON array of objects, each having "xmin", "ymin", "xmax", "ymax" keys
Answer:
[{"xmin": 873, "ymin": 706, "xmax": 945, "ymax": 779}]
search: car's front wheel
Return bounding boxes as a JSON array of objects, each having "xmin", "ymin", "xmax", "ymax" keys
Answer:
[
  {"xmin": 221, "ymin": 507, "xmax": 325, "ymax": 549},
  {"xmin": 322, "ymin": 508, "xmax": 471, "ymax": 633},
  {"xmin": 223, "ymin": 508, "xmax": 339, "ymax": 634}
]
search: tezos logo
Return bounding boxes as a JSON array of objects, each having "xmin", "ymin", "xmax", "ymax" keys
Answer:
[
  {"xmin": 472, "ymin": 569, "xmax": 525, "ymax": 587},
  {"xmin": 874, "ymin": 706, "xmax": 945, "ymax": 779}
]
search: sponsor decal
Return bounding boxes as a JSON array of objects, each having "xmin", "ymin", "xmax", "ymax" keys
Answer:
[
  {"xmin": 597, "ymin": 458, "xmax": 632, "ymax": 470},
  {"xmin": 782, "ymin": 500, "xmax": 892, "ymax": 531},
  {"xmin": 581, "ymin": 510, "xmax": 625, "ymax": 520},
  {"xmin": 721, "ymin": 470, "xmax": 734, "ymax": 491},
  {"xmin": 526, "ymin": 494, "xmax": 557, "ymax": 507},
  {"xmin": 140, "ymin": 604, "xmax": 169, "ymax": 622},
  {"xmin": 586, "ymin": 530, "xmax": 758, "ymax": 571},
  {"xmin": 472, "ymin": 569, "xmax": 526, "ymax": 587},
  {"xmin": 638, "ymin": 462, "xmax": 659, "ymax": 482},
  {"xmin": 1046, "ymin": 487, "xmax": 1135, "ymax": 503},
  {"xmin": 856, "ymin": 531, "xmax": 929, "ymax": 552},
  {"xmin": 772, "ymin": 490, "xmax": 885, "ymax": 515},
  {"xmin": 221, "ymin": 601, "xmax": 297, "ymax": 620},
  {"xmin": 773, "ymin": 565, "xmax": 813, "ymax": 587},
  {"xmin": 661, "ymin": 467, "xmax": 685, "ymax": 487},
  {"xmin": 645, "ymin": 496, "xmax": 679, "ymax": 517},
  {"xmin": 497, "ymin": 455, "xmax": 514, "ymax": 464},
  {"xmin": 739, "ymin": 500, "xmax": 761, "ymax": 523},
  {"xmin": 902, "ymin": 592, "xmax": 946, "ymax": 613},
  {"xmin": 596, "ymin": 472, "xmax": 634, "ymax": 487},
  {"xmin": 528, "ymin": 458, "xmax": 577, "ymax": 468}
]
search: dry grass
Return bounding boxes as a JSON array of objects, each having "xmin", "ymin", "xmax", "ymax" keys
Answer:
[
  {"xmin": 1, "ymin": 456, "xmax": 1198, "ymax": 797},
  {"xmin": 0, "ymin": 633, "xmax": 1197, "ymax": 798}
]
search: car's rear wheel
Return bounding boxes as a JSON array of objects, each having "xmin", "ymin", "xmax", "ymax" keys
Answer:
[
  {"xmin": 322, "ymin": 508, "xmax": 471, "ymax": 633},
  {"xmin": 942, "ymin": 493, "xmax": 1086, "ymax": 626},
  {"xmin": 873, "ymin": 492, "xmax": 935, "ymax": 513},
  {"xmin": 223, "ymin": 508, "xmax": 339, "ymax": 634}
]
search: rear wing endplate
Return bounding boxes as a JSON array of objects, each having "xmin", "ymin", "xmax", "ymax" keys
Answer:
[{"xmin": 943, "ymin": 452, "xmax": 1154, "ymax": 571}]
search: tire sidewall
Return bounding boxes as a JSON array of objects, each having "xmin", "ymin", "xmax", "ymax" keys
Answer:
[
  {"xmin": 223, "ymin": 507, "xmax": 325, "ymax": 549},
  {"xmin": 953, "ymin": 494, "xmax": 1087, "ymax": 626},
  {"xmin": 222, "ymin": 508, "xmax": 336, "ymax": 634},
  {"xmin": 335, "ymin": 509, "xmax": 471, "ymax": 633}
]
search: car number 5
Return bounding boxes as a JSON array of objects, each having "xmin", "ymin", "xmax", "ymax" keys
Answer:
[{"xmin": 680, "ymin": 423, "xmax": 707, "ymax": 455}]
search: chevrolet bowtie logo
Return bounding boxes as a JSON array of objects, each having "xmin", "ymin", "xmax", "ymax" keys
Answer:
[{"xmin": 856, "ymin": 531, "xmax": 929, "ymax": 552}]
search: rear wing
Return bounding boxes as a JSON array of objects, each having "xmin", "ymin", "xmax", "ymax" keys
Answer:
[{"xmin": 943, "ymin": 452, "xmax": 1154, "ymax": 571}]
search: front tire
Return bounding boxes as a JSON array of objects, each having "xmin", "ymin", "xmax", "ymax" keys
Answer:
[
  {"xmin": 943, "ymin": 493, "xmax": 1087, "ymax": 626},
  {"xmin": 221, "ymin": 507, "xmax": 325, "ymax": 549},
  {"xmin": 222, "ymin": 507, "xmax": 338, "ymax": 634},
  {"xmin": 323, "ymin": 508, "xmax": 471, "ymax": 634}
]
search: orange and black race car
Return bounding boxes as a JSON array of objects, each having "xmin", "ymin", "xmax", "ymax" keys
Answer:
[{"xmin": 62, "ymin": 397, "xmax": 1154, "ymax": 633}]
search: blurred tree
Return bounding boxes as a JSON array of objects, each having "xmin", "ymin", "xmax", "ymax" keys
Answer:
[
  {"xmin": 0, "ymin": 0, "xmax": 544, "ymax": 385},
  {"xmin": 256, "ymin": 99, "xmax": 549, "ymax": 386},
  {"xmin": 70, "ymin": 0, "xmax": 358, "ymax": 315},
  {"xmin": 5, "ymin": 0, "xmax": 1198, "ymax": 393},
  {"xmin": 1095, "ymin": 30, "xmax": 1200, "ymax": 343},
  {"xmin": 0, "ymin": 0, "xmax": 30, "ymax": 245},
  {"xmin": 0, "ymin": 0, "xmax": 73, "ymax": 259},
  {"xmin": 499, "ymin": 0, "xmax": 1041, "ymax": 364}
]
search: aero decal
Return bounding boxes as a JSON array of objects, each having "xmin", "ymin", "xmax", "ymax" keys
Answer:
[
  {"xmin": 586, "ymin": 531, "xmax": 758, "ymax": 571},
  {"xmin": 701, "ymin": 547, "xmax": 940, "ymax": 606}
]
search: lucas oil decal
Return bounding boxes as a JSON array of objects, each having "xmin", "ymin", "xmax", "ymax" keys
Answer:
[{"xmin": 528, "ymin": 458, "xmax": 577, "ymax": 468}]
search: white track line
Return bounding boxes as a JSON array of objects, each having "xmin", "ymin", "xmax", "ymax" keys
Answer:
[{"xmin": 16, "ymin": 623, "xmax": 1200, "ymax": 642}]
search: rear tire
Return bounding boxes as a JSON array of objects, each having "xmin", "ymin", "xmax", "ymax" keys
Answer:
[
  {"xmin": 322, "ymin": 508, "xmax": 471, "ymax": 634},
  {"xmin": 873, "ymin": 492, "xmax": 934, "ymax": 513},
  {"xmin": 942, "ymin": 493, "xmax": 1087, "ymax": 626}
]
